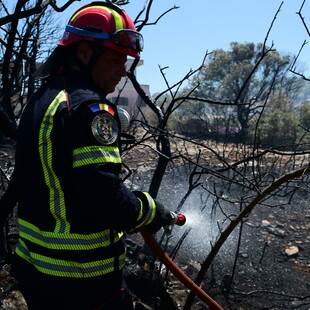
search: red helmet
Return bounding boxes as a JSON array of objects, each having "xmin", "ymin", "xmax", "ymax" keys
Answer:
[{"xmin": 58, "ymin": 2, "xmax": 143, "ymax": 59}]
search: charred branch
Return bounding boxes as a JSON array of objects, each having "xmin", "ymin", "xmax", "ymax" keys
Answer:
[{"xmin": 0, "ymin": 0, "xmax": 79, "ymax": 26}]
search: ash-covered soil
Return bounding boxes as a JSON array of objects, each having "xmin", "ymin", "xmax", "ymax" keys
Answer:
[
  {"xmin": 123, "ymin": 164, "xmax": 310, "ymax": 310},
  {"xmin": 0, "ymin": 141, "xmax": 310, "ymax": 310}
]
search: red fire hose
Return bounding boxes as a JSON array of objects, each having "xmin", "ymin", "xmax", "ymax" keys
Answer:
[{"xmin": 140, "ymin": 213, "xmax": 224, "ymax": 310}]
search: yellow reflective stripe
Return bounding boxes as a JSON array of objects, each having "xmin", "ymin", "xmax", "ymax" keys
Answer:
[
  {"xmin": 16, "ymin": 240, "xmax": 126, "ymax": 278},
  {"xmin": 18, "ymin": 218, "xmax": 123, "ymax": 250},
  {"xmin": 38, "ymin": 90, "xmax": 70, "ymax": 234},
  {"xmin": 135, "ymin": 192, "xmax": 156, "ymax": 229},
  {"xmin": 73, "ymin": 145, "xmax": 121, "ymax": 168},
  {"xmin": 71, "ymin": 6, "xmax": 124, "ymax": 30},
  {"xmin": 136, "ymin": 198, "xmax": 143, "ymax": 222},
  {"xmin": 70, "ymin": 6, "xmax": 100, "ymax": 22},
  {"xmin": 106, "ymin": 7, "xmax": 123, "ymax": 30}
]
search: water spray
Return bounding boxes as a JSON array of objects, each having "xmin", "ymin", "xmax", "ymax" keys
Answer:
[{"xmin": 139, "ymin": 212, "xmax": 224, "ymax": 310}]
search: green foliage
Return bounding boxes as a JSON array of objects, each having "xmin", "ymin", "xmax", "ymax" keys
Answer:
[
  {"xmin": 251, "ymin": 109, "xmax": 299, "ymax": 148},
  {"xmin": 248, "ymin": 93, "xmax": 299, "ymax": 148},
  {"xmin": 299, "ymin": 101, "xmax": 310, "ymax": 130},
  {"xmin": 190, "ymin": 42, "xmax": 291, "ymax": 102},
  {"xmin": 295, "ymin": 101, "xmax": 310, "ymax": 149},
  {"xmin": 187, "ymin": 42, "xmax": 302, "ymax": 143}
]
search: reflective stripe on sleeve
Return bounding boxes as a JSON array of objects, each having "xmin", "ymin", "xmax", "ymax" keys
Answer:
[
  {"xmin": 134, "ymin": 192, "xmax": 156, "ymax": 229},
  {"xmin": 136, "ymin": 198, "xmax": 144, "ymax": 222},
  {"xmin": 73, "ymin": 145, "xmax": 121, "ymax": 168},
  {"xmin": 18, "ymin": 218, "xmax": 123, "ymax": 250},
  {"xmin": 16, "ymin": 239, "xmax": 126, "ymax": 278},
  {"xmin": 38, "ymin": 90, "xmax": 70, "ymax": 234}
]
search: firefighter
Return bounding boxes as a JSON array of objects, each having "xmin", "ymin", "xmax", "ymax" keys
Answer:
[{"xmin": 11, "ymin": 2, "xmax": 172, "ymax": 309}]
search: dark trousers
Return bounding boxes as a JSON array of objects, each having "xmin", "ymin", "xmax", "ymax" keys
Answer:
[{"xmin": 11, "ymin": 255, "xmax": 133, "ymax": 310}]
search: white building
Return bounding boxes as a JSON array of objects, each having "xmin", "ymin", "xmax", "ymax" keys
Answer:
[{"xmin": 107, "ymin": 59, "xmax": 150, "ymax": 112}]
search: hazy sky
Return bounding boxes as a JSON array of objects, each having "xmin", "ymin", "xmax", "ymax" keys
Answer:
[{"xmin": 60, "ymin": 0, "xmax": 310, "ymax": 94}]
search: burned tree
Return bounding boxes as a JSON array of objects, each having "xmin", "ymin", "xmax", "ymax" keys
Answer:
[
  {"xmin": 120, "ymin": 2, "xmax": 310, "ymax": 309},
  {"xmin": 0, "ymin": 0, "xmax": 80, "ymax": 139},
  {"xmin": 0, "ymin": 0, "xmax": 310, "ymax": 309}
]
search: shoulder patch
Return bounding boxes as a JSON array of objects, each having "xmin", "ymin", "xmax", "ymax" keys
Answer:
[
  {"xmin": 91, "ymin": 113, "xmax": 118, "ymax": 145},
  {"xmin": 89, "ymin": 103, "xmax": 115, "ymax": 115}
]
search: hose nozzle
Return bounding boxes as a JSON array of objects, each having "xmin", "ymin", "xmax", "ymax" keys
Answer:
[{"xmin": 170, "ymin": 212, "xmax": 186, "ymax": 226}]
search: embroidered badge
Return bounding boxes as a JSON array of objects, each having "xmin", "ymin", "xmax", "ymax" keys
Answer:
[{"xmin": 91, "ymin": 113, "xmax": 118, "ymax": 145}]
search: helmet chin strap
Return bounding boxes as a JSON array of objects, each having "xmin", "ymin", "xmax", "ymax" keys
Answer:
[{"xmin": 129, "ymin": 57, "xmax": 139, "ymax": 75}]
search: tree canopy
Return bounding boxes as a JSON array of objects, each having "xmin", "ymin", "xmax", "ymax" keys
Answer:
[{"xmin": 187, "ymin": 42, "xmax": 304, "ymax": 142}]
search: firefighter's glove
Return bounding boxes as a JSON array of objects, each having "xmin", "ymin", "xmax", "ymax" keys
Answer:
[{"xmin": 144, "ymin": 200, "xmax": 172, "ymax": 234}]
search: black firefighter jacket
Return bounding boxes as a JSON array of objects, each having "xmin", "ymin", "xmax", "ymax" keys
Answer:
[{"xmin": 14, "ymin": 69, "xmax": 155, "ymax": 279}]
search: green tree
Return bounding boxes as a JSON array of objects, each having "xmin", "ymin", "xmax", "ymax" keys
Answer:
[
  {"xmin": 249, "ymin": 92, "xmax": 299, "ymax": 148},
  {"xmin": 189, "ymin": 42, "xmax": 302, "ymax": 142},
  {"xmin": 296, "ymin": 100, "xmax": 310, "ymax": 149},
  {"xmin": 299, "ymin": 101, "xmax": 310, "ymax": 130},
  {"xmin": 253, "ymin": 110, "xmax": 299, "ymax": 148}
]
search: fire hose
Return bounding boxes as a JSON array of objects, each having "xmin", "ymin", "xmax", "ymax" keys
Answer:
[{"xmin": 139, "ymin": 213, "xmax": 224, "ymax": 310}]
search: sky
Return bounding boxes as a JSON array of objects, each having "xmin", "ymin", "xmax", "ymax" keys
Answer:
[{"xmin": 58, "ymin": 0, "xmax": 310, "ymax": 94}]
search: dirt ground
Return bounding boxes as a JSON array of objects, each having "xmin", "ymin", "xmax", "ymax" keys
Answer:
[
  {"xmin": 125, "ymin": 172, "xmax": 310, "ymax": 310},
  {"xmin": 121, "ymin": 136, "xmax": 310, "ymax": 310},
  {"xmin": 0, "ymin": 139, "xmax": 310, "ymax": 310}
]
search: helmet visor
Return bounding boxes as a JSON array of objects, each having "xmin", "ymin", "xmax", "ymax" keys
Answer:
[
  {"xmin": 111, "ymin": 29, "xmax": 144, "ymax": 52},
  {"xmin": 65, "ymin": 25, "xmax": 143, "ymax": 53}
]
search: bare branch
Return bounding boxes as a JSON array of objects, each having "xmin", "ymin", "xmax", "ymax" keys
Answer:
[
  {"xmin": 134, "ymin": 1, "xmax": 179, "ymax": 31},
  {"xmin": 297, "ymin": 0, "xmax": 310, "ymax": 37},
  {"xmin": 0, "ymin": 0, "xmax": 80, "ymax": 26},
  {"xmin": 184, "ymin": 164, "xmax": 310, "ymax": 308}
]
